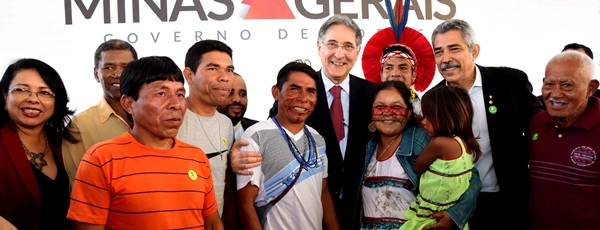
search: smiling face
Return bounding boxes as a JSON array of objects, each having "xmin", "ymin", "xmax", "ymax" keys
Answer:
[
  {"xmin": 184, "ymin": 51, "xmax": 234, "ymax": 108},
  {"xmin": 3, "ymin": 69, "xmax": 55, "ymax": 130},
  {"xmin": 122, "ymin": 80, "xmax": 187, "ymax": 140},
  {"xmin": 433, "ymin": 30, "xmax": 479, "ymax": 88},
  {"xmin": 317, "ymin": 24, "xmax": 360, "ymax": 84},
  {"xmin": 542, "ymin": 58, "xmax": 595, "ymax": 125},
  {"xmin": 372, "ymin": 88, "xmax": 412, "ymax": 137},
  {"xmin": 273, "ymin": 71, "xmax": 317, "ymax": 127},
  {"xmin": 381, "ymin": 57, "xmax": 416, "ymax": 86},
  {"xmin": 217, "ymin": 74, "xmax": 248, "ymax": 124},
  {"xmin": 94, "ymin": 49, "xmax": 135, "ymax": 103}
]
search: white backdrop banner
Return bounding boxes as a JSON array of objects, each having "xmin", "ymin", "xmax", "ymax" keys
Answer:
[{"xmin": 1, "ymin": 0, "xmax": 598, "ymax": 120}]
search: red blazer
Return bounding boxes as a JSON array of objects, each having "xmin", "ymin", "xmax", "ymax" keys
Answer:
[{"xmin": 0, "ymin": 125, "xmax": 64, "ymax": 230}]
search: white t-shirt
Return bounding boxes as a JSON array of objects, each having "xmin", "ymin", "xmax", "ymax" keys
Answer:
[{"xmin": 237, "ymin": 120, "xmax": 328, "ymax": 230}]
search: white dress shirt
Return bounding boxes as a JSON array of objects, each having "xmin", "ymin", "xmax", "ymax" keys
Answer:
[{"xmin": 322, "ymin": 72, "xmax": 350, "ymax": 160}]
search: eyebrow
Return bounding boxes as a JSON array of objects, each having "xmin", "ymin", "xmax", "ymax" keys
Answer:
[
  {"xmin": 12, "ymin": 83, "xmax": 51, "ymax": 89},
  {"xmin": 206, "ymin": 62, "xmax": 235, "ymax": 70},
  {"xmin": 434, "ymin": 43, "xmax": 461, "ymax": 51}
]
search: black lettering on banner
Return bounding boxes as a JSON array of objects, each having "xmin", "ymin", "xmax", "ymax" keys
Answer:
[
  {"xmin": 361, "ymin": 0, "xmax": 386, "ymax": 19},
  {"xmin": 217, "ymin": 30, "xmax": 226, "ymax": 41},
  {"xmin": 295, "ymin": 0, "xmax": 328, "ymax": 19},
  {"xmin": 301, "ymin": 29, "xmax": 308, "ymax": 39},
  {"xmin": 174, "ymin": 31, "xmax": 181, "ymax": 42},
  {"xmin": 279, "ymin": 29, "xmax": 288, "ymax": 39},
  {"xmin": 127, "ymin": 33, "xmax": 138, "ymax": 43},
  {"xmin": 435, "ymin": 0, "xmax": 456, "ymax": 20},
  {"xmin": 209, "ymin": 0, "xmax": 234, "ymax": 20},
  {"xmin": 240, "ymin": 30, "xmax": 251, "ymax": 40},
  {"xmin": 333, "ymin": 0, "xmax": 357, "ymax": 19},
  {"xmin": 104, "ymin": 34, "xmax": 113, "ymax": 41},
  {"xmin": 196, "ymin": 31, "xmax": 203, "ymax": 41},
  {"xmin": 140, "ymin": 0, "xmax": 168, "ymax": 22},
  {"xmin": 170, "ymin": 0, "xmax": 207, "ymax": 21},
  {"xmin": 151, "ymin": 32, "xmax": 160, "ymax": 43},
  {"xmin": 118, "ymin": 0, "xmax": 126, "ymax": 23},
  {"xmin": 64, "ymin": 0, "xmax": 103, "ymax": 25}
]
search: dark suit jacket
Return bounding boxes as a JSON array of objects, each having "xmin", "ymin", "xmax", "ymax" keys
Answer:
[
  {"xmin": 269, "ymin": 71, "xmax": 375, "ymax": 228},
  {"xmin": 0, "ymin": 125, "xmax": 66, "ymax": 230},
  {"xmin": 240, "ymin": 117, "xmax": 258, "ymax": 131},
  {"xmin": 435, "ymin": 65, "xmax": 543, "ymax": 227}
]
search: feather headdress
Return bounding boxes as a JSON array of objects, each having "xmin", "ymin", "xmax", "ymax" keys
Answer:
[{"xmin": 361, "ymin": 0, "xmax": 435, "ymax": 92}]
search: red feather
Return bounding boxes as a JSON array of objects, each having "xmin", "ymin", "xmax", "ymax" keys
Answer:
[
  {"xmin": 395, "ymin": 0, "xmax": 402, "ymax": 26},
  {"xmin": 361, "ymin": 27, "xmax": 436, "ymax": 92}
]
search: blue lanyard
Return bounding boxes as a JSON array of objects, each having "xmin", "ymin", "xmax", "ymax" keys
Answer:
[{"xmin": 271, "ymin": 116, "xmax": 318, "ymax": 168}]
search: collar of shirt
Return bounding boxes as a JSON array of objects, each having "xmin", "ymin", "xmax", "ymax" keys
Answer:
[
  {"xmin": 322, "ymin": 72, "xmax": 351, "ymax": 96},
  {"xmin": 97, "ymin": 97, "xmax": 120, "ymax": 124}
]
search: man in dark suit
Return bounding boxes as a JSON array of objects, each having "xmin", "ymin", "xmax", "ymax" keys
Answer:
[
  {"xmin": 537, "ymin": 43, "xmax": 599, "ymax": 109},
  {"xmin": 217, "ymin": 72, "xmax": 258, "ymax": 141},
  {"xmin": 430, "ymin": 19, "xmax": 543, "ymax": 230},
  {"xmin": 232, "ymin": 14, "xmax": 375, "ymax": 229}
]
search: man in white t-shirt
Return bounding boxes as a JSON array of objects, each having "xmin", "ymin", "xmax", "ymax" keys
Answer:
[
  {"xmin": 176, "ymin": 39, "xmax": 235, "ymax": 227},
  {"xmin": 237, "ymin": 61, "xmax": 340, "ymax": 230}
]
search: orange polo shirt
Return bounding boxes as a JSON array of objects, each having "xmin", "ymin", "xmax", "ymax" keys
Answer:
[{"xmin": 68, "ymin": 132, "xmax": 217, "ymax": 229}]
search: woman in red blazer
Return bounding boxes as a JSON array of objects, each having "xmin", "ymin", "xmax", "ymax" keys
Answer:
[{"xmin": 0, "ymin": 58, "xmax": 77, "ymax": 229}]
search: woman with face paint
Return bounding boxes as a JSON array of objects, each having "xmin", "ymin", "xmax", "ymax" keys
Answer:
[
  {"xmin": 357, "ymin": 81, "xmax": 427, "ymax": 230},
  {"xmin": 355, "ymin": 2, "xmax": 481, "ymax": 229},
  {"xmin": 356, "ymin": 78, "xmax": 481, "ymax": 230}
]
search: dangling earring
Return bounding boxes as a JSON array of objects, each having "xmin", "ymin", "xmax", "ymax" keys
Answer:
[{"xmin": 368, "ymin": 122, "xmax": 376, "ymax": 132}]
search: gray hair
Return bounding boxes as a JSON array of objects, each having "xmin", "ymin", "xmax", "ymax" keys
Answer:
[
  {"xmin": 431, "ymin": 19, "xmax": 477, "ymax": 51},
  {"xmin": 317, "ymin": 14, "xmax": 362, "ymax": 46},
  {"xmin": 548, "ymin": 50, "xmax": 596, "ymax": 81}
]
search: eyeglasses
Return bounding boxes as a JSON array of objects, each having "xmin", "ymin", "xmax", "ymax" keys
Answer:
[
  {"xmin": 324, "ymin": 42, "xmax": 357, "ymax": 52},
  {"xmin": 9, "ymin": 87, "xmax": 56, "ymax": 101},
  {"xmin": 372, "ymin": 105, "xmax": 408, "ymax": 116}
]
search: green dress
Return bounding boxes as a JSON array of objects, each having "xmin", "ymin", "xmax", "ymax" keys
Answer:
[{"xmin": 400, "ymin": 136, "xmax": 474, "ymax": 230}]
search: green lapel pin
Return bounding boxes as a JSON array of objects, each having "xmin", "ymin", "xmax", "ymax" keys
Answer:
[
  {"xmin": 488, "ymin": 105, "xmax": 497, "ymax": 114},
  {"xmin": 532, "ymin": 132, "xmax": 539, "ymax": 141}
]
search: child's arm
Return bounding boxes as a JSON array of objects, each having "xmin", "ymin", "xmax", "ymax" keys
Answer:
[
  {"xmin": 414, "ymin": 136, "xmax": 460, "ymax": 173},
  {"xmin": 321, "ymin": 178, "xmax": 340, "ymax": 230},
  {"xmin": 237, "ymin": 182, "xmax": 262, "ymax": 230}
]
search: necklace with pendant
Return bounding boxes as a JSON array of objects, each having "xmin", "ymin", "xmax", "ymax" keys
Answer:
[{"xmin": 22, "ymin": 132, "xmax": 49, "ymax": 171}]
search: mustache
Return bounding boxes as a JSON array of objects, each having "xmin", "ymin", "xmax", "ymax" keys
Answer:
[
  {"xmin": 226, "ymin": 102, "xmax": 246, "ymax": 111},
  {"xmin": 441, "ymin": 62, "xmax": 460, "ymax": 71}
]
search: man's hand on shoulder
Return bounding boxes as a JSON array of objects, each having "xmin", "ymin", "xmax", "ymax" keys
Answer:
[{"xmin": 230, "ymin": 139, "xmax": 262, "ymax": 175}]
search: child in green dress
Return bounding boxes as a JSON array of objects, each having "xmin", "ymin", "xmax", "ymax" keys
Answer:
[{"xmin": 400, "ymin": 85, "xmax": 481, "ymax": 230}]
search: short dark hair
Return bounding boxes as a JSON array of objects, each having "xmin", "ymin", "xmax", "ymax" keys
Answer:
[
  {"xmin": 276, "ymin": 60, "xmax": 319, "ymax": 89},
  {"xmin": 120, "ymin": 56, "xmax": 185, "ymax": 101},
  {"xmin": 185, "ymin": 40, "xmax": 233, "ymax": 74},
  {"xmin": 562, "ymin": 43, "xmax": 593, "ymax": 59},
  {"xmin": 94, "ymin": 39, "xmax": 138, "ymax": 68},
  {"xmin": 0, "ymin": 58, "xmax": 77, "ymax": 144},
  {"xmin": 370, "ymin": 81, "xmax": 416, "ymax": 127}
]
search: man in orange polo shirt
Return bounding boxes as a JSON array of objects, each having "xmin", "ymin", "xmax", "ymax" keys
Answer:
[{"xmin": 67, "ymin": 56, "xmax": 223, "ymax": 229}]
